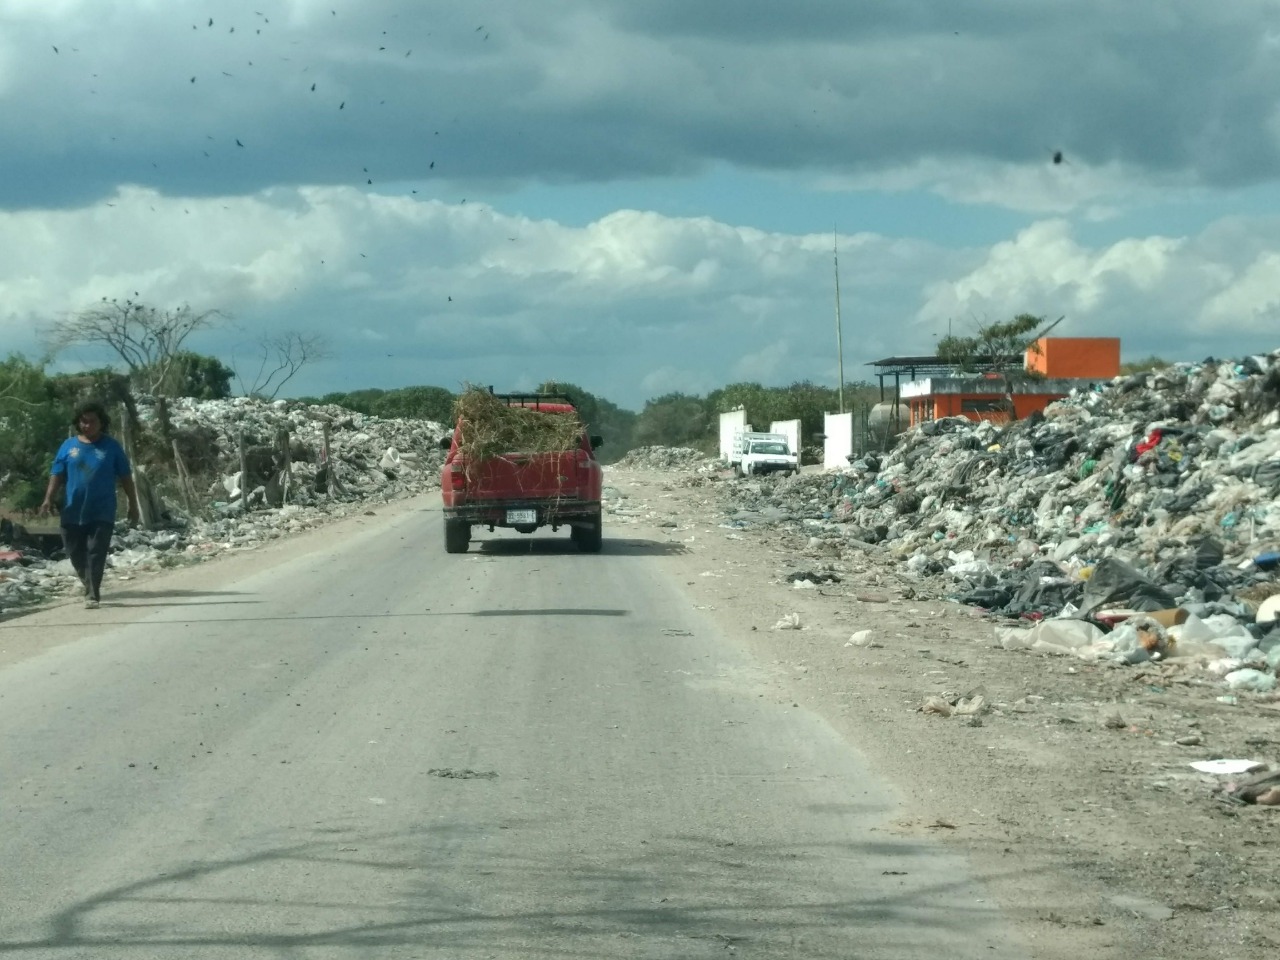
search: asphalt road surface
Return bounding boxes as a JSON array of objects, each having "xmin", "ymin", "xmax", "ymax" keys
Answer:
[{"xmin": 0, "ymin": 505, "xmax": 1024, "ymax": 959}]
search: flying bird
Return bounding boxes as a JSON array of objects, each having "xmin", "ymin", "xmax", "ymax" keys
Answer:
[
  {"xmin": 311, "ymin": 82, "xmax": 316, "ymax": 91},
  {"xmin": 339, "ymin": 101, "xmax": 345, "ymax": 109},
  {"xmin": 208, "ymin": 17, "xmax": 213, "ymax": 26},
  {"xmin": 52, "ymin": 45, "xmax": 58, "ymax": 53},
  {"xmin": 1052, "ymin": 150, "xmax": 1064, "ymax": 165},
  {"xmin": 236, "ymin": 138, "xmax": 244, "ymax": 147}
]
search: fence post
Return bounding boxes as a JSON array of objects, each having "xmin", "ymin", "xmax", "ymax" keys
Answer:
[
  {"xmin": 171, "ymin": 439, "xmax": 196, "ymax": 513},
  {"xmin": 278, "ymin": 427, "xmax": 292, "ymax": 506},
  {"xmin": 119, "ymin": 403, "xmax": 159, "ymax": 529},
  {"xmin": 238, "ymin": 429, "xmax": 250, "ymax": 513}
]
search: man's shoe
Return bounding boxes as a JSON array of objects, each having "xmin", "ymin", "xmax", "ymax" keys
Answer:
[{"xmin": 85, "ymin": 598, "xmax": 99, "ymax": 609}]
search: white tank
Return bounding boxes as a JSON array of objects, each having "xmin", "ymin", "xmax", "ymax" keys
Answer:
[{"xmin": 867, "ymin": 402, "xmax": 907, "ymax": 439}]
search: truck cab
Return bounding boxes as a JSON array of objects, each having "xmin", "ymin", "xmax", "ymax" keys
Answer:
[{"xmin": 729, "ymin": 431, "xmax": 799, "ymax": 477}]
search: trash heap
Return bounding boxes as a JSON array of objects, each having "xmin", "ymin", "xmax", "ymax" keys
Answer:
[
  {"xmin": 613, "ymin": 446, "xmax": 721, "ymax": 473},
  {"xmin": 0, "ymin": 397, "xmax": 450, "ymax": 615},
  {"xmin": 722, "ymin": 350, "xmax": 1280, "ymax": 684},
  {"xmin": 149, "ymin": 395, "xmax": 448, "ymax": 510}
]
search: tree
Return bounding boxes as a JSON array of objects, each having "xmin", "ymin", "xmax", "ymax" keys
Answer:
[
  {"xmin": 935, "ymin": 313, "xmax": 1056, "ymax": 376},
  {"xmin": 236, "ymin": 331, "xmax": 330, "ymax": 399},
  {"xmin": 705, "ymin": 382, "xmax": 786, "ymax": 431},
  {"xmin": 0, "ymin": 355, "xmax": 67, "ymax": 511},
  {"xmin": 368, "ymin": 386, "xmax": 456, "ymax": 423},
  {"xmin": 136, "ymin": 351, "xmax": 234, "ymax": 399},
  {"xmin": 632, "ymin": 392, "xmax": 710, "ymax": 448},
  {"xmin": 935, "ymin": 314, "xmax": 1059, "ymax": 421},
  {"xmin": 43, "ymin": 298, "xmax": 222, "ymax": 396}
]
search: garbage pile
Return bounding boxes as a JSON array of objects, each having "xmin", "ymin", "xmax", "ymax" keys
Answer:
[
  {"xmin": 0, "ymin": 397, "xmax": 450, "ymax": 615},
  {"xmin": 613, "ymin": 446, "xmax": 720, "ymax": 472},
  {"xmin": 150, "ymin": 395, "xmax": 448, "ymax": 511},
  {"xmin": 719, "ymin": 350, "xmax": 1280, "ymax": 683}
]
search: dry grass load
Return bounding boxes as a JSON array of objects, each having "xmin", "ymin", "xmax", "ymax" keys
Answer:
[{"xmin": 452, "ymin": 388, "xmax": 583, "ymax": 462}]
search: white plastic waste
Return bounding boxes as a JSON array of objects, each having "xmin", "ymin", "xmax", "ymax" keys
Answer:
[
  {"xmin": 1223, "ymin": 668, "xmax": 1278, "ymax": 693},
  {"xmin": 1190, "ymin": 759, "xmax": 1266, "ymax": 775}
]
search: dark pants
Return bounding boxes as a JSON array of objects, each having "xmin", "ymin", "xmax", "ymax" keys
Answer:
[{"xmin": 62, "ymin": 523, "xmax": 114, "ymax": 601}]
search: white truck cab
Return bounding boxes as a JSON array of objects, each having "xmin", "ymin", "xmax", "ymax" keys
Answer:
[{"xmin": 729, "ymin": 431, "xmax": 799, "ymax": 477}]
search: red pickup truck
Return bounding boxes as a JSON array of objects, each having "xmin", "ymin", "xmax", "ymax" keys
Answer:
[{"xmin": 439, "ymin": 392, "xmax": 604, "ymax": 553}]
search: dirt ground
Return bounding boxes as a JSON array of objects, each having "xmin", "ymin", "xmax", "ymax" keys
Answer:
[{"xmin": 606, "ymin": 465, "xmax": 1280, "ymax": 960}]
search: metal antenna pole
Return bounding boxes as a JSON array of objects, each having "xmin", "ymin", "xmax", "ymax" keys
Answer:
[{"xmin": 834, "ymin": 225, "xmax": 845, "ymax": 414}]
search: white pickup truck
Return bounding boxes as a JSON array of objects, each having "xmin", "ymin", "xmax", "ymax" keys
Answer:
[{"xmin": 729, "ymin": 431, "xmax": 799, "ymax": 477}]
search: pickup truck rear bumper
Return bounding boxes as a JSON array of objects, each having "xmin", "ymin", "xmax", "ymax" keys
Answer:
[
  {"xmin": 748, "ymin": 462, "xmax": 798, "ymax": 475},
  {"xmin": 443, "ymin": 499, "xmax": 601, "ymax": 528}
]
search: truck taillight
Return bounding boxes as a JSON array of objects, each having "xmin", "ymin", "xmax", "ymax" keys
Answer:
[{"xmin": 449, "ymin": 464, "xmax": 466, "ymax": 488}]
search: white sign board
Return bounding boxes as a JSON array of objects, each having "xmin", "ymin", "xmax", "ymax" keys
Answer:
[
  {"xmin": 719, "ymin": 409, "xmax": 749, "ymax": 462},
  {"xmin": 823, "ymin": 412, "xmax": 854, "ymax": 469},
  {"xmin": 769, "ymin": 419, "xmax": 801, "ymax": 458}
]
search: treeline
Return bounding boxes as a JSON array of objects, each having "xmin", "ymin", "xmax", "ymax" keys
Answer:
[
  {"xmin": 307, "ymin": 379, "xmax": 882, "ymax": 463},
  {"xmin": 302, "ymin": 381, "xmax": 639, "ymax": 464},
  {"xmin": 1, "ymin": 352, "xmax": 239, "ymax": 512},
  {"xmin": 3, "ymin": 347, "xmax": 883, "ymax": 511},
  {"xmin": 630, "ymin": 381, "xmax": 881, "ymax": 453}
]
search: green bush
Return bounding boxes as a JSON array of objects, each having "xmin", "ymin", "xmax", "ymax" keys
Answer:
[{"xmin": 0, "ymin": 355, "xmax": 67, "ymax": 512}]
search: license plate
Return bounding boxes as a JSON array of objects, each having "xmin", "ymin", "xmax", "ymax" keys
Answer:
[{"xmin": 506, "ymin": 509, "xmax": 537, "ymax": 524}]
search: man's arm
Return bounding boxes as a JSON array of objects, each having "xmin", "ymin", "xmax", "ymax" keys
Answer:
[
  {"xmin": 119, "ymin": 473, "xmax": 142, "ymax": 525},
  {"xmin": 38, "ymin": 474, "xmax": 65, "ymax": 516}
]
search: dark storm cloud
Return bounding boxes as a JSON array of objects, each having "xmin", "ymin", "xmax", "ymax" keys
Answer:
[{"xmin": 3, "ymin": 0, "xmax": 1280, "ymax": 212}]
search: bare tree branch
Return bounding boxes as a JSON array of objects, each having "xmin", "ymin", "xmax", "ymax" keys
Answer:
[
  {"xmin": 41, "ymin": 299, "xmax": 223, "ymax": 395},
  {"xmin": 235, "ymin": 332, "xmax": 331, "ymax": 400}
]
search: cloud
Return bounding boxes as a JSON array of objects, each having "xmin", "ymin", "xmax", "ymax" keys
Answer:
[
  {"xmin": 5, "ymin": 1, "xmax": 1280, "ymax": 212},
  {"xmin": 0, "ymin": 186, "xmax": 961, "ymax": 405},
  {"xmin": 2, "ymin": 184, "xmax": 1279, "ymax": 407},
  {"xmin": 3, "ymin": 2, "xmax": 1280, "ymax": 409},
  {"xmin": 917, "ymin": 217, "xmax": 1280, "ymax": 361}
]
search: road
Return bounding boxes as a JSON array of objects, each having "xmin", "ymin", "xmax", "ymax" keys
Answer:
[{"xmin": 0, "ymin": 500, "xmax": 1025, "ymax": 959}]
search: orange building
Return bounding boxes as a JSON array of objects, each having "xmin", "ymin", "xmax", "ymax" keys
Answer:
[
  {"xmin": 1025, "ymin": 337, "xmax": 1120, "ymax": 379},
  {"xmin": 899, "ymin": 337, "xmax": 1120, "ymax": 427}
]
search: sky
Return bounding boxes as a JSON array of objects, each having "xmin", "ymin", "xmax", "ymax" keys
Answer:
[{"xmin": 3, "ymin": 0, "xmax": 1280, "ymax": 411}]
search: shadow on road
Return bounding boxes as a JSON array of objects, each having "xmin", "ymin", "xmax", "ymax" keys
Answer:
[
  {"xmin": 468, "ymin": 608, "xmax": 628, "ymax": 618},
  {"xmin": 474, "ymin": 537, "xmax": 687, "ymax": 556},
  {"xmin": 108, "ymin": 588, "xmax": 254, "ymax": 600},
  {"xmin": 0, "ymin": 824, "xmax": 1038, "ymax": 959}
]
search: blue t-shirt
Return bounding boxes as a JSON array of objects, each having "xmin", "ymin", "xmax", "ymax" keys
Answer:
[{"xmin": 51, "ymin": 435, "xmax": 132, "ymax": 526}]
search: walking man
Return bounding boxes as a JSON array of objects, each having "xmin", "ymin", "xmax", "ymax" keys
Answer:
[{"xmin": 38, "ymin": 401, "xmax": 141, "ymax": 608}]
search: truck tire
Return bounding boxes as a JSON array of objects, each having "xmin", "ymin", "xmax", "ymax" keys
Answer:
[
  {"xmin": 573, "ymin": 517, "xmax": 603, "ymax": 553},
  {"xmin": 444, "ymin": 518, "xmax": 470, "ymax": 554}
]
